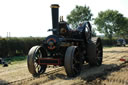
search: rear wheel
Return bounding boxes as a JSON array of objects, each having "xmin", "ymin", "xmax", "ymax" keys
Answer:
[
  {"xmin": 83, "ymin": 21, "xmax": 92, "ymax": 41},
  {"xmin": 27, "ymin": 46, "xmax": 47, "ymax": 77},
  {"xmin": 64, "ymin": 46, "xmax": 82, "ymax": 77},
  {"xmin": 96, "ymin": 38, "xmax": 103, "ymax": 66},
  {"xmin": 87, "ymin": 38, "xmax": 103, "ymax": 66}
]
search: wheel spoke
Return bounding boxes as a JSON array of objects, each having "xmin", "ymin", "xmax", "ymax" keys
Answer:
[
  {"xmin": 72, "ymin": 50, "xmax": 81, "ymax": 75},
  {"xmin": 34, "ymin": 62, "xmax": 38, "ymax": 67},
  {"xmin": 38, "ymin": 50, "xmax": 42, "ymax": 58},
  {"xmin": 35, "ymin": 53, "xmax": 39, "ymax": 59},
  {"xmin": 74, "ymin": 66, "xmax": 79, "ymax": 73},
  {"xmin": 96, "ymin": 43, "xmax": 100, "ymax": 47},
  {"xmin": 38, "ymin": 65, "xmax": 41, "ymax": 72},
  {"xmin": 35, "ymin": 51, "xmax": 42, "ymax": 74},
  {"xmin": 73, "ymin": 58, "xmax": 78, "ymax": 63},
  {"xmin": 72, "ymin": 64, "xmax": 78, "ymax": 72}
]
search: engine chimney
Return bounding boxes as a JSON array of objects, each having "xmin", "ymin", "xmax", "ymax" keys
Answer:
[{"xmin": 51, "ymin": 4, "xmax": 59, "ymax": 35}]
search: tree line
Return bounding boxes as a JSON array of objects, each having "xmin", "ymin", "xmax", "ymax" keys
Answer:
[{"xmin": 67, "ymin": 5, "xmax": 128, "ymax": 39}]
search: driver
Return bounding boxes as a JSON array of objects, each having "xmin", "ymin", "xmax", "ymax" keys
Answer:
[
  {"xmin": 77, "ymin": 21, "xmax": 92, "ymax": 40},
  {"xmin": 77, "ymin": 21, "xmax": 91, "ymax": 32},
  {"xmin": 77, "ymin": 22, "xmax": 83, "ymax": 32}
]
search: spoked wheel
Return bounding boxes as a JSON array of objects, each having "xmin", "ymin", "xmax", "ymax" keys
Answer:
[
  {"xmin": 64, "ymin": 46, "xmax": 82, "ymax": 77},
  {"xmin": 96, "ymin": 38, "xmax": 103, "ymax": 66},
  {"xmin": 27, "ymin": 46, "xmax": 47, "ymax": 77},
  {"xmin": 87, "ymin": 37, "xmax": 103, "ymax": 66}
]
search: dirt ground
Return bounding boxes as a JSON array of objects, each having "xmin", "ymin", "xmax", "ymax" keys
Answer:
[{"xmin": 0, "ymin": 46, "xmax": 128, "ymax": 85}]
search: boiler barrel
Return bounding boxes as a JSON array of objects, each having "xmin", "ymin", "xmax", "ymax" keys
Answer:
[{"xmin": 51, "ymin": 4, "xmax": 59, "ymax": 35}]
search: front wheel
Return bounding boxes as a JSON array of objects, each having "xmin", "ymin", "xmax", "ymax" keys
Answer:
[
  {"xmin": 27, "ymin": 46, "xmax": 47, "ymax": 77},
  {"xmin": 64, "ymin": 46, "xmax": 82, "ymax": 77}
]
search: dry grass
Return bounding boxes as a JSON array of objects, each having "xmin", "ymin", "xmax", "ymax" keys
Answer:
[{"xmin": 0, "ymin": 46, "xmax": 128, "ymax": 85}]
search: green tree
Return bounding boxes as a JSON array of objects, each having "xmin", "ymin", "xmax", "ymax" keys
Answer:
[
  {"xmin": 94, "ymin": 10, "xmax": 126, "ymax": 40},
  {"xmin": 117, "ymin": 17, "xmax": 128, "ymax": 38},
  {"xmin": 67, "ymin": 5, "xmax": 93, "ymax": 29}
]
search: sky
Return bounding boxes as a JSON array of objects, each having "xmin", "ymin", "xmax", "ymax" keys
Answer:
[{"xmin": 0, "ymin": 0, "xmax": 128, "ymax": 37}]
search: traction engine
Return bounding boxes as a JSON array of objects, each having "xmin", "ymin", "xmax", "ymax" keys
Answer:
[{"xmin": 27, "ymin": 4, "xmax": 103, "ymax": 77}]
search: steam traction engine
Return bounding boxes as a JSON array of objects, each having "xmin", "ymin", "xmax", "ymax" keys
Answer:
[{"xmin": 27, "ymin": 4, "xmax": 103, "ymax": 77}]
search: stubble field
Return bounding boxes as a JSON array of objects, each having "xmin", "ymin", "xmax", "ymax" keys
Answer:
[{"xmin": 0, "ymin": 46, "xmax": 128, "ymax": 85}]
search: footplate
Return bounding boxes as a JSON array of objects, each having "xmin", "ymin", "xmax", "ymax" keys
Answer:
[{"xmin": 38, "ymin": 58, "xmax": 60, "ymax": 65}]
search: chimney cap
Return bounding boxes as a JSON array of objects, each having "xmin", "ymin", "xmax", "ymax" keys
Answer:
[{"xmin": 51, "ymin": 4, "xmax": 59, "ymax": 8}]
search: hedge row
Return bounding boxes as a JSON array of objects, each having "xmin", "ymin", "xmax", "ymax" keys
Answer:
[
  {"xmin": 0, "ymin": 37, "xmax": 128, "ymax": 58},
  {"xmin": 101, "ymin": 38, "xmax": 128, "ymax": 46},
  {"xmin": 0, "ymin": 37, "xmax": 44, "ymax": 58}
]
